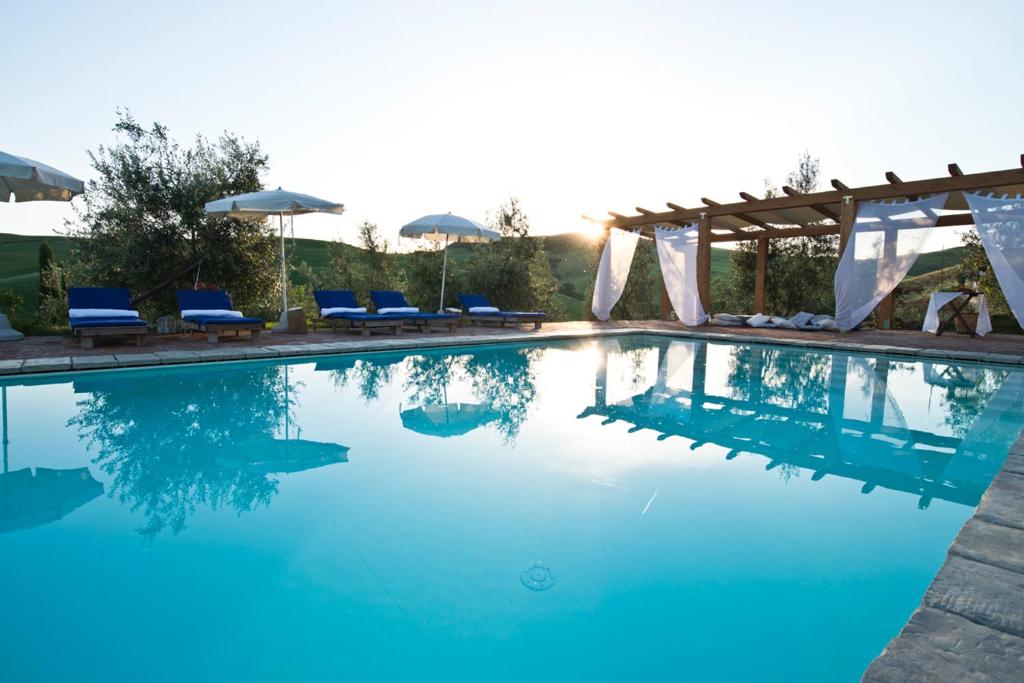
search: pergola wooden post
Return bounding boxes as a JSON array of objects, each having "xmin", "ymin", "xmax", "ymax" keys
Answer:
[
  {"xmin": 588, "ymin": 157, "xmax": 1024, "ymax": 328},
  {"xmin": 754, "ymin": 236, "xmax": 768, "ymax": 313},
  {"xmin": 697, "ymin": 212, "xmax": 712, "ymax": 313},
  {"xmin": 659, "ymin": 275, "xmax": 671, "ymax": 320}
]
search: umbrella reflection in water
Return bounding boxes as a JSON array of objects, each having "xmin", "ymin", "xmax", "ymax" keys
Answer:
[{"xmin": 400, "ymin": 402, "xmax": 499, "ymax": 439}]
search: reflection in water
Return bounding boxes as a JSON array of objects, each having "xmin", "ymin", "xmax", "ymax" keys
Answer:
[
  {"xmin": 68, "ymin": 364, "xmax": 347, "ymax": 537},
  {"xmin": 580, "ymin": 339, "xmax": 1024, "ymax": 508},
  {"xmin": 0, "ymin": 466, "xmax": 103, "ymax": 534},
  {"xmin": 5, "ymin": 337, "xmax": 1018, "ymax": 539},
  {"xmin": 322, "ymin": 345, "xmax": 541, "ymax": 443},
  {"xmin": 401, "ymin": 404, "xmax": 499, "ymax": 439}
]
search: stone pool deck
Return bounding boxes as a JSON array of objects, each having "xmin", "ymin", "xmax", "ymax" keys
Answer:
[
  {"xmin": 863, "ymin": 438, "xmax": 1024, "ymax": 682},
  {"xmin": 2, "ymin": 320, "xmax": 1023, "ymax": 679}
]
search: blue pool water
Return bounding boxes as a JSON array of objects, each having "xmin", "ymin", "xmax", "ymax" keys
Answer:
[{"xmin": 2, "ymin": 336, "xmax": 1023, "ymax": 682}]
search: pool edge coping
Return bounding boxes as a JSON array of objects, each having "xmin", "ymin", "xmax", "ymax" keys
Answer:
[
  {"xmin": 3, "ymin": 326, "xmax": 1024, "ymax": 377},
  {"xmin": 861, "ymin": 436, "xmax": 1024, "ymax": 682}
]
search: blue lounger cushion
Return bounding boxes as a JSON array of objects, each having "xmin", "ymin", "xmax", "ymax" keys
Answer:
[
  {"xmin": 176, "ymin": 289, "xmax": 263, "ymax": 324},
  {"xmin": 183, "ymin": 314, "xmax": 264, "ymax": 324},
  {"xmin": 68, "ymin": 287, "xmax": 135, "ymax": 311},
  {"xmin": 67, "ymin": 287, "xmax": 149, "ymax": 328},
  {"xmin": 369, "ymin": 291, "xmax": 459, "ymax": 320},
  {"xmin": 326, "ymin": 312, "xmax": 405, "ymax": 321},
  {"xmin": 70, "ymin": 317, "xmax": 148, "ymax": 329},
  {"xmin": 457, "ymin": 293, "xmax": 545, "ymax": 318},
  {"xmin": 313, "ymin": 289, "xmax": 360, "ymax": 311}
]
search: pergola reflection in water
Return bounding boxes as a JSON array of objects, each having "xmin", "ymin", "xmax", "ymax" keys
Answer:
[{"xmin": 578, "ymin": 339, "xmax": 1024, "ymax": 508}]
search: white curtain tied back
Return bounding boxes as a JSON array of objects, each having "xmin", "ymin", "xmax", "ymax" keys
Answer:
[
  {"xmin": 655, "ymin": 225, "xmax": 708, "ymax": 326},
  {"xmin": 965, "ymin": 193, "xmax": 1024, "ymax": 330},
  {"xmin": 834, "ymin": 193, "xmax": 948, "ymax": 331},
  {"xmin": 591, "ymin": 228, "xmax": 641, "ymax": 320}
]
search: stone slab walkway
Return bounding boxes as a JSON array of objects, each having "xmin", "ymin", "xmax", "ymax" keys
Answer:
[{"xmin": 863, "ymin": 444, "xmax": 1024, "ymax": 682}]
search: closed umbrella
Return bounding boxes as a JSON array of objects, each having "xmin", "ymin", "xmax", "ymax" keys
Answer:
[
  {"xmin": 400, "ymin": 213, "xmax": 500, "ymax": 312},
  {"xmin": 1, "ymin": 150, "xmax": 85, "ymax": 341},
  {"xmin": 205, "ymin": 188, "xmax": 344, "ymax": 331}
]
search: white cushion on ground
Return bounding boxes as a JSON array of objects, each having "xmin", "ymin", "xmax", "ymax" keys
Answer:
[
  {"xmin": 771, "ymin": 316, "xmax": 797, "ymax": 329},
  {"xmin": 181, "ymin": 309, "xmax": 243, "ymax": 318},
  {"xmin": 714, "ymin": 313, "xmax": 743, "ymax": 323},
  {"xmin": 378, "ymin": 307, "xmax": 419, "ymax": 314},
  {"xmin": 747, "ymin": 313, "xmax": 772, "ymax": 327},
  {"xmin": 789, "ymin": 311, "xmax": 814, "ymax": 328},
  {"xmin": 69, "ymin": 308, "xmax": 140, "ymax": 319},
  {"xmin": 810, "ymin": 314, "xmax": 834, "ymax": 325},
  {"xmin": 815, "ymin": 318, "xmax": 838, "ymax": 331},
  {"xmin": 321, "ymin": 306, "xmax": 367, "ymax": 316},
  {"xmin": 710, "ymin": 318, "xmax": 743, "ymax": 327},
  {"xmin": 468, "ymin": 306, "xmax": 500, "ymax": 314}
]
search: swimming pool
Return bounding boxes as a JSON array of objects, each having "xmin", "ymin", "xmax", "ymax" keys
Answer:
[{"xmin": 2, "ymin": 335, "xmax": 1022, "ymax": 681}]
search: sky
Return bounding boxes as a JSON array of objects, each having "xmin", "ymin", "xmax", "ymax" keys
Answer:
[{"xmin": 3, "ymin": 0, "xmax": 1023, "ymax": 250}]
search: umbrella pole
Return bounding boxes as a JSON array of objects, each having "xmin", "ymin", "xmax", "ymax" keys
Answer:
[
  {"xmin": 275, "ymin": 213, "xmax": 288, "ymax": 331},
  {"xmin": 438, "ymin": 234, "xmax": 449, "ymax": 314}
]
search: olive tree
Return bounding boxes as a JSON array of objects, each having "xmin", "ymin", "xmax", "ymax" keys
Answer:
[{"xmin": 66, "ymin": 111, "xmax": 278, "ymax": 317}]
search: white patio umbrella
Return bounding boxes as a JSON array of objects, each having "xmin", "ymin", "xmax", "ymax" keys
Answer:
[
  {"xmin": 399, "ymin": 213, "xmax": 500, "ymax": 312},
  {"xmin": 204, "ymin": 188, "xmax": 344, "ymax": 331},
  {"xmin": 1, "ymin": 150, "xmax": 85, "ymax": 341},
  {"xmin": 0, "ymin": 150, "xmax": 85, "ymax": 203}
]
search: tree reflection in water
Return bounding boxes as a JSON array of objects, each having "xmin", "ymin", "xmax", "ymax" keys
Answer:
[
  {"xmin": 69, "ymin": 365, "xmax": 294, "ymax": 537},
  {"xmin": 325, "ymin": 345, "xmax": 541, "ymax": 444}
]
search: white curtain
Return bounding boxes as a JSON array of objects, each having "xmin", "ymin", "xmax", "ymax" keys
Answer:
[
  {"xmin": 591, "ymin": 228, "xmax": 640, "ymax": 320},
  {"xmin": 965, "ymin": 193, "xmax": 1024, "ymax": 330},
  {"xmin": 655, "ymin": 225, "xmax": 708, "ymax": 326},
  {"xmin": 834, "ymin": 193, "xmax": 948, "ymax": 331}
]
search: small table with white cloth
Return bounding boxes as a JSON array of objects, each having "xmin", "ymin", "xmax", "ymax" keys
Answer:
[{"xmin": 922, "ymin": 291, "xmax": 992, "ymax": 337}]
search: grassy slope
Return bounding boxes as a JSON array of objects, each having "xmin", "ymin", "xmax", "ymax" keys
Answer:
[
  {"xmin": 0, "ymin": 233, "xmax": 75, "ymax": 310},
  {"xmin": 0, "ymin": 232, "xmax": 965, "ymax": 321}
]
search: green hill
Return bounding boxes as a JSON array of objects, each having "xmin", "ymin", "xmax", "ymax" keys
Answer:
[
  {"xmin": 0, "ymin": 232, "xmax": 967, "ymax": 321},
  {"xmin": 0, "ymin": 233, "xmax": 75, "ymax": 310}
]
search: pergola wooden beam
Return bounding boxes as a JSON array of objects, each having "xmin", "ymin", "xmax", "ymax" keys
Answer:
[
  {"xmin": 593, "ymin": 160, "xmax": 1024, "ymax": 231},
  {"xmin": 948, "ymin": 163, "xmax": 963, "ymax": 177},
  {"xmin": 703, "ymin": 196, "xmax": 772, "ymax": 232},
  {"xmin": 831, "ymin": 179, "xmax": 850, "ymax": 191},
  {"xmin": 885, "ymin": 171, "xmax": 902, "ymax": 184},
  {"xmin": 782, "ymin": 185, "xmax": 840, "ymax": 223}
]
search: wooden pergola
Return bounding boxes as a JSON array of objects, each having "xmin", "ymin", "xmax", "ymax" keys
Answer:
[{"xmin": 588, "ymin": 156, "xmax": 1024, "ymax": 325}]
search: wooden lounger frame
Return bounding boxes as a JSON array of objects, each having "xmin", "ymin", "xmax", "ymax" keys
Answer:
[
  {"xmin": 181, "ymin": 320, "xmax": 264, "ymax": 343},
  {"xmin": 409, "ymin": 317, "xmax": 460, "ymax": 334},
  {"xmin": 311, "ymin": 316, "xmax": 403, "ymax": 337},
  {"xmin": 464, "ymin": 315, "xmax": 544, "ymax": 331},
  {"xmin": 75, "ymin": 326, "xmax": 148, "ymax": 349}
]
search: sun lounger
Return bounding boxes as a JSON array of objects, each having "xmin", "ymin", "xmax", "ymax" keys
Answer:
[
  {"xmin": 67, "ymin": 287, "xmax": 150, "ymax": 349},
  {"xmin": 369, "ymin": 290, "xmax": 460, "ymax": 333},
  {"xmin": 457, "ymin": 293, "xmax": 545, "ymax": 330},
  {"xmin": 176, "ymin": 289, "xmax": 264, "ymax": 342},
  {"xmin": 312, "ymin": 290, "xmax": 404, "ymax": 336}
]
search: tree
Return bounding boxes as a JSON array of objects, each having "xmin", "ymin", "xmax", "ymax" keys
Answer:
[
  {"xmin": 725, "ymin": 151, "xmax": 838, "ymax": 315},
  {"xmin": 957, "ymin": 230, "xmax": 1009, "ymax": 315},
  {"xmin": 38, "ymin": 241, "xmax": 60, "ymax": 300},
  {"xmin": 66, "ymin": 110, "xmax": 278, "ymax": 318},
  {"xmin": 459, "ymin": 197, "xmax": 563, "ymax": 318}
]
